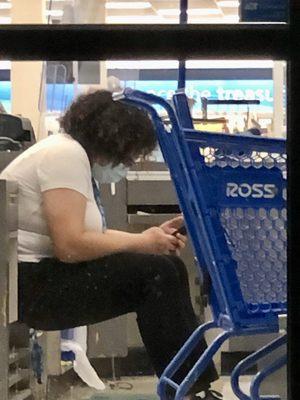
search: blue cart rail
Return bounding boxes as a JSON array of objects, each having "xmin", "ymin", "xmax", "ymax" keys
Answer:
[{"xmin": 117, "ymin": 88, "xmax": 287, "ymax": 400}]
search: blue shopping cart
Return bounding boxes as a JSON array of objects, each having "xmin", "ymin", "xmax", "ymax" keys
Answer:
[{"xmin": 118, "ymin": 88, "xmax": 287, "ymax": 400}]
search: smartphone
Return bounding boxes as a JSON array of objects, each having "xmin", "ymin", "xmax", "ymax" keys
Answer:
[{"xmin": 172, "ymin": 225, "xmax": 187, "ymax": 236}]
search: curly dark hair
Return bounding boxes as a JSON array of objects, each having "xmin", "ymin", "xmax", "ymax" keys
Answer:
[{"xmin": 60, "ymin": 90, "xmax": 157, "ymax": 166}]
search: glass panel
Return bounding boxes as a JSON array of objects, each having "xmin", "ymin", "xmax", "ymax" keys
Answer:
[
  {"xmin": 0, "ymin": 58, "xmax": 287, "ymax": 172},
  {"xmin": 0, "ymin": 59, "xmax": 286, "ymax": 141},
  {"xmin": 0, "ymin": 57, "xmax": 287, "ymax": 399},
  {"xmin": 1, "ymin": 0, "xmax": 288, "ymax": 25}
]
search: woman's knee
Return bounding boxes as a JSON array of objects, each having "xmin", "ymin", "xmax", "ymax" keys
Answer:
[
  {"xmin": 111, "ymin": 252, "xmax": 188, "ymax": 289},
  {"xmin": 143, "ymin": 254, "xmax": 182, "ymax": 286},
  {"xmin": 165, "ymin": 255, "xmax": 189, "ymax": 282}
]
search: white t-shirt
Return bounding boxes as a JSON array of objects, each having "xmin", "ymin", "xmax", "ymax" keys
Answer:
[{"xmin": 0, "ymin": 134, "xmax": 103, "ymax": 262}]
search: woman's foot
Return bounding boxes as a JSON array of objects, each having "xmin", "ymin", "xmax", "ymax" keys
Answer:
[{"xmin": 194, "ymin": 389, "xmax": 223, "ymax": 399}]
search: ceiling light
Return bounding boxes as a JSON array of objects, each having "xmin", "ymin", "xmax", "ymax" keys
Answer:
[
  {"xmin": 107, "ymin": 60, "xmax": 179, "ymax": 69},
  {"xmin": 0, "ymin": 3, "xmax": 12, "ymax": 10},
  {"xmin": 45, "ymin": 9, "xmax": 64, "ymax": 17},
  {"xmin": 106, "ymin": 15, "xmax": 165, "ymax": 23},
  {"xmin": 105, "ymin": 2, "xmax": 152, "ymax": 9},
  {"xmin": 186, "ymin": 60, "xmax": 273, "ymax": 68},
  {"xmin": 188, "ymin": 8, "xmax": 223, "ymax": 15},
  {"xmin": 157, "ymin": 8, "xmax": 222, "ymax": 16},
  {"xmin": 156, "ymin": 9, "xmax": 180, "ymax": 16},
  {"xmin": 222, "ymin": 15, "xmax": 240, "ymax": 22},
  {"xmin": 217, "ymin": 1, "xmax": 240, "ymax": 7},
  {"xmin": 0, "ymin": 16, "xmax": 11, "ymax": 23},
  {"xmin": 106, "ymin": 60, "xmax": 274, "ymax": 69},
  {"xmin": 184, "ymin": 17, "xmax": 238, "ymax": 23},
  {"xmin": 0, "ymin": 61, "xmax": 11, "ymax": 69}
]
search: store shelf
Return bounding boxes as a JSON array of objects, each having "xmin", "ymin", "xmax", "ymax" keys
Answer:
[
  {"xmin": 9, "ymin": 388, "xmax": 32, "ymax": 400},
  {"xmin": 9, "ymin": 232, "xmax": 18, "ymax": 239},
  {"xmin": 9, "ymin": 348, "xmax": 29, "ymax": 365},
  {"xmin": 9, "ymin": 369, "xmax": 30, "ymax": 388}
]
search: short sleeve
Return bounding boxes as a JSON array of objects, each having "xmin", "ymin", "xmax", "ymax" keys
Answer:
[{"xmin": 37, "ymin": 140, "xmax": 91, "ymax": 198}]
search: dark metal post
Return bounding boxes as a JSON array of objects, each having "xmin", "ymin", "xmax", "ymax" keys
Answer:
[
  {"xmin": 287, "ymin": 1, "xmax": 300, "ymax": 399},
  {"xmin": 178, "ymin": 0, "xmax": 188, "ymax": 90}
]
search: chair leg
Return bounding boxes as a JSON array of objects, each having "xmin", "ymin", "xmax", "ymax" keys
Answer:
[{"xmin": 231, "ymin": 334, "xmax": 287, "ymax": 400}]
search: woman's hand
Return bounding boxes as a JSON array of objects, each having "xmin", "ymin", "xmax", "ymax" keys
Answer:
[
  {"xmin": 159, "ymin": 215, "xmax": 188, "ymax": 255},
  {"xmin": 159, "ymin": 215, "xmax": 184, "ymax": 234},
  {"xmin": 141, "ymin": 227, "xmax": 180, "ymax": 255}
]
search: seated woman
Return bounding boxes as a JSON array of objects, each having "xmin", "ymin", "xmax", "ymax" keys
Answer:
[{"xmin": 0, "ymin": 90, "xmax": 221, "ymax": 400}]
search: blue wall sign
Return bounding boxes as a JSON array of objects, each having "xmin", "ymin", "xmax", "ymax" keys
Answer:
[
  {"xmin": 240, "ymin": 0, "xmax": 288, "ymax": 22},
  {"xmin": 125, "ymin": 80, "xmax": 274, "ymax": 113},
  {"xmin": 0, "ymin": 80, "xmax": 274, "ymax": 114}
]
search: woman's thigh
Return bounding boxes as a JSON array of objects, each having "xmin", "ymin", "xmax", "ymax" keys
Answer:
[{"xmin": 18, "ymin": 252, "xmax": 182, "ymax": 330}]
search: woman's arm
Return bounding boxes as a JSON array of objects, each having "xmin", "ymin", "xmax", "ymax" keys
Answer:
[{"xmin": 42, "ymin": 188, "xmax": 179, "ymax": 263}]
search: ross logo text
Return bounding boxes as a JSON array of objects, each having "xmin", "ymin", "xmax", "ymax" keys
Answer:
[{"xmin": 226, "ymin": 183, "xmax": 277, "ymax": 199}]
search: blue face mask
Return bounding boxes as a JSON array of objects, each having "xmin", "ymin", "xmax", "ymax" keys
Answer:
[{"xmin": 92, "ymin": 162, "xmax": 129, "ymax": 183}]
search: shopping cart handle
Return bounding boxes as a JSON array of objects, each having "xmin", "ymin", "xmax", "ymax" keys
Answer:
[
  {"xmin": 114, "ymin": 88, "xmax": 181, "ymax": 131},
  {"xmin": 112, "ymin": 91, "xmax": 128, "ymax": 101},
  {"xmin": 113, "ymin": 88, "xmax": 144, "ymax": 102},
  {"xmin": 118, "ymin": 88, "xmax": 165, "ymax": 106}
]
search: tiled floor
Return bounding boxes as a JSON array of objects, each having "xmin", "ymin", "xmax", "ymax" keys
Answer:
[
  {"xmin": 52, "ymin": 362, "xmax": 287, "ymax": 400},
  {"xmin": 54, "ymin": 375, "xmax": 254, "ymax": 400}
]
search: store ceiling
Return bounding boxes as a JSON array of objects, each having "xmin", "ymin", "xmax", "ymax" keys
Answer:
[{"xmin": 0, "ymin": 0, "xmax": 239, "ymax": 24}]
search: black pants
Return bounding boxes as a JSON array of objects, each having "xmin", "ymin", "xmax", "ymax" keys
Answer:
[{"xmin": 18, "ymin": 252, "xmax": 218, "ymax": 393}]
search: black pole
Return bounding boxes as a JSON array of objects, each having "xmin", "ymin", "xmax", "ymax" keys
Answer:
[
  {"xmin": 0, "ymin": 25, "xmax": 289, "ymax": 60},
  {"xmin": 288, "ymin": 0, "xmax": 300, "ymax": 399},
  {"xmin": 178, "ymin": 0, "xmax": 188, "ymax": 90}
]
